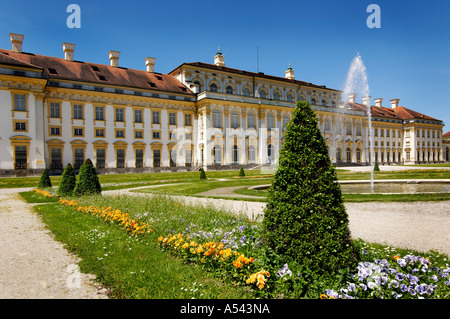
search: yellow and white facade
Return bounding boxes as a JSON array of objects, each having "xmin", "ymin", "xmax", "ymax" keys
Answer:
[{"xmin": 0, "ymin": 34, "xmax": 445, "ymax": 176}]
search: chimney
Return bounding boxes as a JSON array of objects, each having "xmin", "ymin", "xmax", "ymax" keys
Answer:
[
  {"xmin": 145, "ymin": 57, "xmax": 156, "ymax": 73},
  {"xmin": 63, "ymin": 43, "xmax": 76, "ymax": 62},
  {"xmin": 285, "ymin": 64, "xmax": 295, "ymax": 80},
  {"xmin": 10, "ymin": 33, "xmax": 24, "ymax": 53},
  {"xmin": 109, "ymin": 50, "xmax": 120, "ymax": 67},
  {"xmin": 214, "ymin": 47, "xmax": 225, "ymax": 67},
  {"xmin": 362, "ymin": 96, "xmax": 371, "ymax": 106},
  {"xmin": 390, "ymin": 98, "xmax": 400, "ymax": 109},
  {"xmin": 375, "ymin": 98, "xmax": 383, "ymax": 108},
  {"xmin": 348, "ymin": 93, "xmax": 357, "ymax": 104}
]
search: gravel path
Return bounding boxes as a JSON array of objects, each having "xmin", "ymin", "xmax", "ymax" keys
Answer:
[{"xmin": 0, "ymin": 189, "xmax": 108, "ymax": 299}]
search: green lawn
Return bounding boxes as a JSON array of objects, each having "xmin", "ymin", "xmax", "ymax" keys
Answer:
[{"xmin": 21, "ymin": 191, "xmax": 450, "ymax": 299}]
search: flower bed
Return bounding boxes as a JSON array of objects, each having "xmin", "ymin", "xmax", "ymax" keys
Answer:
[{"xmin": 58, "ymin": 198, "xmax": 153, "ymax": 237}]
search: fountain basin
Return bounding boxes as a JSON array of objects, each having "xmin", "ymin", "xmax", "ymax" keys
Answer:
[{"xmin": 249, "ymin": 180, "xmax": 450, "ymax": 194}]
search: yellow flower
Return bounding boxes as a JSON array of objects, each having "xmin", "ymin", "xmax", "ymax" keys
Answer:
[{"xmin": 320, "ymin": 294, "xmax": 328, "ymax": 299}]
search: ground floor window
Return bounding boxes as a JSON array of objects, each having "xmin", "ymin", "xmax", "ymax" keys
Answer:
[
  {"xmin": 153, "ymin": 149, "xmax": 161, "ymax": 167},
  {"xmin": 232, "ymin": 145, "xmax": 239, "ymax": 164},
  {"xmin": 213, "ymin": 145, "xmax": 222, "ymax": 165},
  {"xmin": 248, "ymin": 146, "xmax": 256, "ymax": 164},
  {"xmin": 185, "ymin": 150, "xmax": 192, "ymax": 167},
  {"xmin": 356, "ymin": 148, "xmax": 361, "ymax": 163},
  {"xmin": 116, "ymin": 149, "xmax": 125, "ymax": 168},
  {"xmin": 170, "ymin": 149, "xmax": 177, "ymax": 167},
  {"xmin": 96, "ymin": 149, "xmax": 106, "ymax": 168},
  {"xmin": 50, "ymin": 148, "xmax": 62, "ymax": 169},
  {"xmin": 135, "ymin": 149, "xmax": 144, "ymax": 168},
  {"xmin": 74, "ymin": 148, "xmax": 84, "ymax": 169},
  {"xmin": 15, "ymin": 146, "xmax": 27, "ymax": 169}
]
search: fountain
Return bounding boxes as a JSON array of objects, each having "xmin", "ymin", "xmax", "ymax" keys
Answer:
[{"xmin": 341, "ymin": 53, "xmax": 375, "ymax": 190}]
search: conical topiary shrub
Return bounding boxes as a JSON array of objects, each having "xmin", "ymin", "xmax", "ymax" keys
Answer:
[
  {"xmin": 199, "ymin": 167, "xmax": 207, "ymax": 180},
  {"xmin": 38, "ymin": 169, "xmax": 52, "ymax": 189},
  {"xmin": 263, "ymin": 101, "xmax": 359, "ymax": 273},
  {"xmin": 73, "ymin": 159, "xmax": 102, "ymax": 196},
  {"xmin": 239, "ymin": 167, "xmax": 245, "ymax": 177},
  {"xmin": 374, "ymin": 162, "xmax": 380, "ymax": 172},
  {"xmin": 57, "ymin": 163, "xmax": 76, "ymax": 196}
]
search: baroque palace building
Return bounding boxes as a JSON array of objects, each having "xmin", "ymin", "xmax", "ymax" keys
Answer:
[{"xmin": 0, "ymin": 33, "xmax": 445, "ymax": 176}]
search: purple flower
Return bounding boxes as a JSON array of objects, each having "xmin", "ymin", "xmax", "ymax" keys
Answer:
[
  {"xmin": 400, "ymin": 284, "xmax": 408, "ymax": 292},
  {"xmin": 408, "ymin": 286, "xmax": 416, "ymax": 296},
  {"xmin": 397, "ymin": 258, "xmax": 406, "ymax": 267}
]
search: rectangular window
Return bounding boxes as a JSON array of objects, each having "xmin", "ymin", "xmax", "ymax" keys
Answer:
[
  {"xmin": 115, "ymin": 129, "xmax": 125, "ymax": 138},
  {"xmin": 95, "ymin": 106, "xmax": 104, "ymax": 121},
  {"xmin": 135, "ymin": 149, "xmax": 144, "ymax": 168},
  {"xmin": 135, "ymin": 130, "xmax": 143, "ymax": 139},
  {"xmin": 15, "ymin": 122, "xmax": 27, "ymax": 131},
  {"xmin": 152, "ymin": 111, "xmax": 160, "ymax": 124},
  {"xmin": 14, "ymin": 94, "xmax": 26, "ymax": 111},
  {"xmin": 185, "ymin": 133, "xmax": 192, "ymax": 140},
  {"xmin": 169, "ymin": 132, "xmax": 176, "ymax": 140},
  {"xmin": 96, "ymin": 149, "xmax": 106, "ymax": 169},
  {"xmin": 50, "ymin": 102, "xmax": 60, "ymax": 118},
  {"xmin": 95, "ymin": 129, "xmax": 105, "ymax": 137},
  {"xmin": 184, "ymin": 114, "xmax": 192, "ymax": 126},
  {"xmin": 169, "ymin": 112, "xmax": 176, "ymax": 125},
  {"xmin": 74, "ymin": 128, "xmax": 83, "ymax": 136},
  {"xmin": 153, "ymin": 131, "xmax": 160, "ymax": 139},
  {"xmin": 134, "ymin": 109, "xmax": 143, "ymax": 123},
  {"xmin": 73, "ymin": 104, "xmax": 83, "ymax": 119},
  {"xmin": 116, "ymin": 149, "xmax": 125, "ymax": 168},
  {"xmin": 50, "ymin": 127, "xmax": 61, "ymax": 136},
  {"xmin": 380, "ymin": 129, "xmax": 384, "ymax": 137},
  {"xmin": 115, "ymin": 108, "xmax": 124, "ymax": 122}
]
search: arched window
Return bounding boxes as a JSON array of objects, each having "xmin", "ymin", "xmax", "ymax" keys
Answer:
[
  {"xmin": 267, "ymin": 144, "xmax": 274, "ymax": 162},
  {"xmin": 332, "ymin": 101, "xmax": 336, "ymax": 107},
  {"xmin": 298, "ymin": 96, "xmax": 304, "ymax": 101},
  {"xmin": 243, "ymin": 88, "xmax": 250, "ymax": 97},
  {"xmin": 283, "ymin": 115, "xmax": 290, "ymax": 131},
  {"xmin": 232, "ymin": 145, "xmax": 239, "ymax": 164},
  {"xmin": 231, "ymin": 110, "xmax": 239, "ymax": 128},
  {"xmin": 259, "ymin": 89, "xmax": 266, "ymax": 99},
  {"xmin": 210, "ymin": 83, "xmax": 218, "ymax": 92},
  {"xmin": 247, "ymin": 112, "xmax": 256, "ymax": 129},
  {"xmin": 274, "ymin": 92, "xmax": 280, "ymax": 100},
  {"xmin": 213, "ymin": 145, "xmax": 222, "ymax": 165},
  {"xmin": 324, "ymin": 118, "xmax": 330, "ymax": 131},
  {"xmin": 213, "ymin": 109, "xmax": 222, "ymax": 128},
  {"xmin": 287, "ymin": 94, "xmax": 293, "ymax": 102},
  {"xmin": 248, "ymin": 146, "xmax": 256, "ymax": 163},
  {"xmin": 322, "ymin": 99, "xmax": 327, "ymax": 106},
  {"xmin": 194, "ymin": 81, "xmax": 202, "ymax": 92},
  {"xmin": 226, "ymin": 86, "xmax": 233, "ymax": 94},
  {"xmin": 267, "ymin": 113, "xmax": 274, "ymax": 130},
  {"xmin": 311, "ymin": 98, "xmax": 317, "ymax": 105}
]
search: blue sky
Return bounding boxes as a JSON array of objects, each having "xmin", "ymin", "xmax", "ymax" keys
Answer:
[{"xmin": 1, "ymin": 0, "xmax": 449, "ymax": 131}]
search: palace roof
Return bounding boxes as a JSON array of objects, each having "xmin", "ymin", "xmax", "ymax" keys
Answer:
[{"xmin": 0, "ymin": 49, "xmax": 194, "ymax": 96}]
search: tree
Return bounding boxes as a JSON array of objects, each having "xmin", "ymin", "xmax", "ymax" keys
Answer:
[
  {"xmin": 239, "ymin": 167, "xmax": 245, "ymax": 177},
  {"xmin": 57, "ymin": 163, "xmax": 76, "ymax": 196},
  {"xmin": 263, "ymin": 101, "xmax": 359, "ymax": 273},
  {"xmin": 73, "ymin": 159, "xmax": 102, "ymax": 196},
  {"xmin": 38, "ymin": 169, "xmax": 52, "ymax": 189},
  {"xmin": 199, "ymin": 167, "xmax": 207, "ymax": 180}
]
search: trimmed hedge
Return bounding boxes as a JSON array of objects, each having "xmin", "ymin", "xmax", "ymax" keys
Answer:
[
  {"xmin": 37, "ymin": 169, "xmax": 52, "ymax": 189},
  {"xmin": 57, "ymin": 163, "xmax": 76, "ymax": 196}
]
